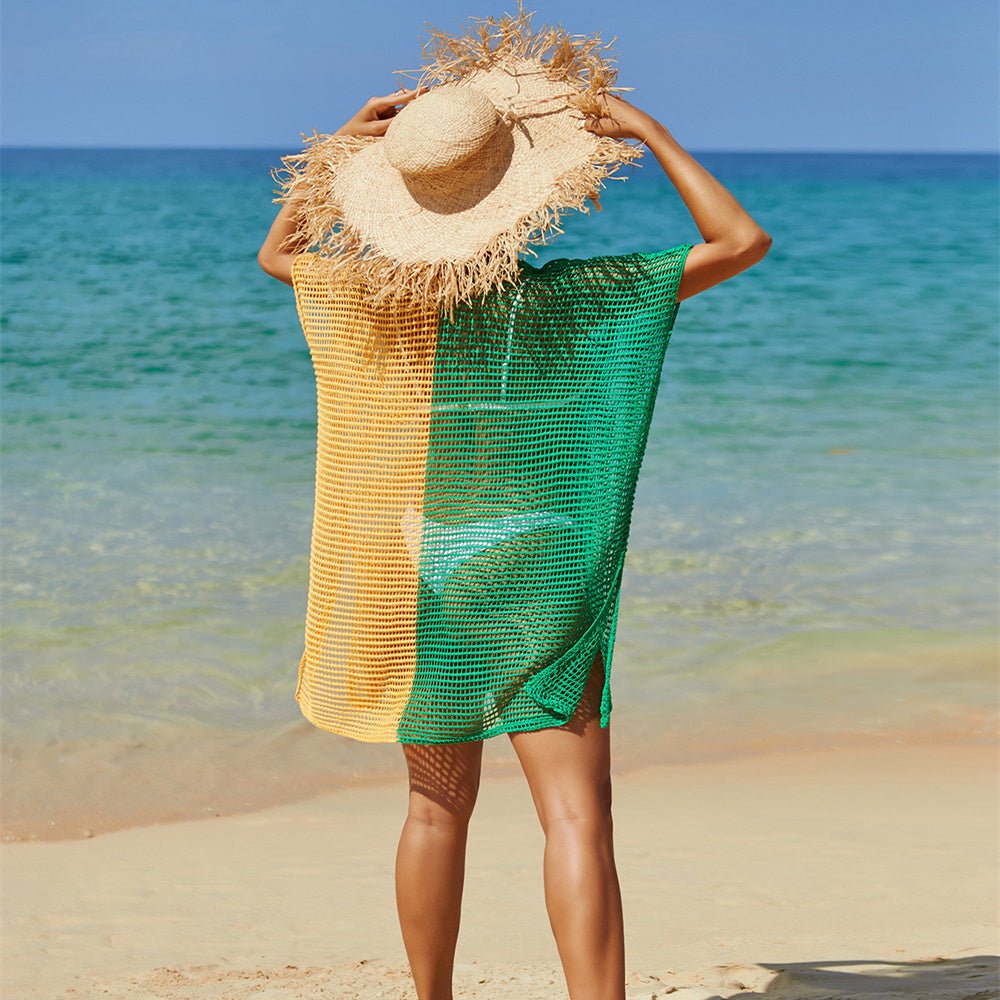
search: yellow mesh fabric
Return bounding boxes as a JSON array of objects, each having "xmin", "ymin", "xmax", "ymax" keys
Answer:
[
  {"xmin": 291, "ymin": 244, "xmax": 693, "ymax": 744},
  {"xmin": 291, "ymin": 255, "xmax": 439, "ymax": 741}
]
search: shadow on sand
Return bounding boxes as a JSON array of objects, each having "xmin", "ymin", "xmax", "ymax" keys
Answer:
[{"xmin": 632, "ymin": 953, "xmax": 1000, "ymax": 1000}]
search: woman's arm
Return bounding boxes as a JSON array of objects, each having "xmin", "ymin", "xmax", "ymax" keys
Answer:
[
  {"xmin": 257, "ymin": 86, "xmax": 427, "ymax": 286},
  {"xmin": 257, "ymin": 200, "xmax": 307, "ymax": 286},
  {"xmin": 585, "ymin": 95, "xmax": 772, "ymax": 301}
]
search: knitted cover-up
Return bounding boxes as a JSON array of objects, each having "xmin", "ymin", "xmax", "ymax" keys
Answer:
[{"xmin": 290, "ymin": 242, "xmax": 693, "ymax": 744}]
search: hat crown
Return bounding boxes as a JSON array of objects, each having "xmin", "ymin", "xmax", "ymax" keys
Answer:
[{"xmin": 383, "ymin": 86, "xmax": 500, "ymax": 176}]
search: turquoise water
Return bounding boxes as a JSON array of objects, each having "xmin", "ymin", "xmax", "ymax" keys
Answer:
[{"xmin": 2, "ymin": 149, "xmax": 997, "ymax": 835}]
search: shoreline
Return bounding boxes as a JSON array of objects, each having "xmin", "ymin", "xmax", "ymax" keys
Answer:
[
  {"xmin": 5, "ymin": 628, "xmax": 995, "ymax": 844},
  {"xmin": 3, "ymin": 740, "xmax": 997, "ymax": 998},
  {"xmin": 2, "ymin": 710, "xmax": 996, "ymax": 844},
  {"xmin": 3, "ymin": 630, "xmax": 994, "ymax": 844}
]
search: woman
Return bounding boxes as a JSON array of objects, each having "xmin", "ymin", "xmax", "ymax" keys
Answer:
[{"xmin": 259, "ymin": 11, "xmax": 770, "ymax": 1000}]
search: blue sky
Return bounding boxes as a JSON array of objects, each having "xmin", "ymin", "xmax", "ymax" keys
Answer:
[{"xmin": 2, "ymin": 0, "xmax": 997, "ymax": 151}]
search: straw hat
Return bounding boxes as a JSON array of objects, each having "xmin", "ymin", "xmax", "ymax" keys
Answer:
[{"xmin": 271, "ymin": 3, "xmax": 643, "ymax": 314}]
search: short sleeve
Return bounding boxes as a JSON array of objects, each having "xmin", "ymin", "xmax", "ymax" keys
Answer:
[
  {"xmin": 634, "ymin": 242, "xmax": 694, "ymax": 304},
  {"xmin": 290, "ymin": 251, "xmax": 316, "ymax": 291}
]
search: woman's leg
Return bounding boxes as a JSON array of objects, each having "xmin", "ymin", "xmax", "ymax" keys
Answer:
[
  {"xmin": 507, "ymin": 648, "xmax": 625, "ymax": 1000},
  {"xmin": 396, "ymin": 738, "xmax": 484, "ymax": 1000}
]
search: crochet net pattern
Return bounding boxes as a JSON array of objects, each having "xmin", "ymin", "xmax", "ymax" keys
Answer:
[{"xmin": 290, "ymin": 243, "xmax": 692, "ymax": 743}]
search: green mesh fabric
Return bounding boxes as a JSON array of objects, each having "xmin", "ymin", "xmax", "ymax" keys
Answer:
[{"xmin": 397, "ymin": 243, "xmax": 693, "ymax": 742}]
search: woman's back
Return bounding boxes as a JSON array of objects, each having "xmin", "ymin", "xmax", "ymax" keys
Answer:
[{"xmin": 291, "ymin": 243, "xmax": 692, "ymax": 744}]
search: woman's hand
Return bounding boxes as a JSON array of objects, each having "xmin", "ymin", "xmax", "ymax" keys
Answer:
[
  {"xmin": 334, "ymin": 85, "xmax": 429, "ymax": 138},
  {"xmin": 587, "ymin": 93, "xmax": 772, "ymax": 303},
  {"xmin": 582, "ymin": 93, "xmax": 662, "ymax": 144},
  {"xmin": 258, "ymin": 85, "xmax": 431, "ymax": 285}
]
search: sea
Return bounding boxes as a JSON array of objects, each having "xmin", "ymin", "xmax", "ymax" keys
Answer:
[{"xmin": 2, "ymin": 147, "xmax": 997, "ymax": 840}]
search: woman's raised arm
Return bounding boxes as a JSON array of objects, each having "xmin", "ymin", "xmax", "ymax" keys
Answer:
[
  {"xmin": 257, "ymin": 200, "xmax": 308, "ymax": 286},
  {"xmin": 257, "ymin": 86, "xmax": 427, "ymax": 285},
  {"xmin": 585, "ymin": 94, "xmax": 772, "ymax": 301}
]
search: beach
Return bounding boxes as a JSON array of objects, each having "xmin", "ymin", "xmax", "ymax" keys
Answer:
[
  {"xmin": 3, "ymin": 740, "xmax": 997, "ymax": 998},
  {"xmin": 2, "ymin": 150, "xmax": 997, "ymax": 995}
]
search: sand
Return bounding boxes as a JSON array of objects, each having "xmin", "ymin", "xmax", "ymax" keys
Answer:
[{"xmin": 3, "ymin": 741, "xmax": 998, "ymax": 999}]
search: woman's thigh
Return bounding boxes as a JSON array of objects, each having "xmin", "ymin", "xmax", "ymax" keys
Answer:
[
  {"xmin": 507, "ymin": 648, "xmax": 612, "ymax": 829},
  {"xmin": 401, "ymin": 739, "xmax": 485, "ymax": 824}
]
